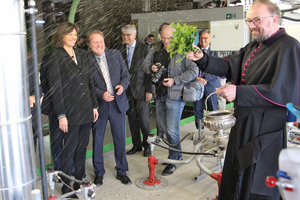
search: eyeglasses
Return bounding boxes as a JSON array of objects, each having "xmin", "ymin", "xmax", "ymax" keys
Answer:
[
  {"xmin": 245, "ymin": 16, "xmax": 274, "ymax": 25},
  {"xmin": 122, "ymin": 33, "xmax": 132, "ymax": 37},
  {"xmin": 200, "ymin": 37, "xmax": 210, "ymax": 40}
]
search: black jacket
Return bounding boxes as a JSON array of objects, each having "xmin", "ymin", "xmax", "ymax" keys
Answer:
[
  {"xmin": 118, "ymin": 41, "xmax": 152, "ymax": 100},
  {"xmin": 40, "ymin": 48, "xmax": 97, "ymax": 125}
]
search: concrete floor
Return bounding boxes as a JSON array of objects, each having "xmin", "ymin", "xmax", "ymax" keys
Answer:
[{"xmin": 40, "ymin": 120, "xmax": 221, "ymax": 200}]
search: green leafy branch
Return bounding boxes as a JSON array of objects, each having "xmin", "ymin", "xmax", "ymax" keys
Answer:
[{"xmin": 167, "ymin": 22, "xmax": 201, "ymax": 63}]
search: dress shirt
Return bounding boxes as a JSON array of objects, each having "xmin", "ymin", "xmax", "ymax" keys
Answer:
[
  {"xmin": 95, "ymin": 52, "xmax": 114, "ymax": 93},
  {"xmin": 126, "ymin": 40, "xmax": 136, "ymax": 68}
]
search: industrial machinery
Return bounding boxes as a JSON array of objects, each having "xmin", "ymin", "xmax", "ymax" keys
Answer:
[{"xmin": 46, "ymin": 167, "xmax": 96, "ymax": 200}]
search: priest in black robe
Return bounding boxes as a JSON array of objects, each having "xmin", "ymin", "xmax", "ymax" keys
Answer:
[{"xmin": 187, "ymin": 0, "xmax": 300, "ymax": 199}]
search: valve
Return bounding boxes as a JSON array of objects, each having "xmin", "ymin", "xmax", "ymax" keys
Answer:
[{"xmin": 266, "ymin": 176, "xmax": 294, "ymax": 192}]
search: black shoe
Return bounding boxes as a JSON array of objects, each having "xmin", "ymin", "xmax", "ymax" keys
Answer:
[
  {"xmin": 73, "ymin": 182, "xmax": 81, "ymax": 190},
  {"xmin": 143, "ymin": 148, "xmax": 151, "ymax": 157},
  {"xmin": 61, "ymin": 185, "xmax": 78, "ymax": 199},
  {"xmin": 116, "ymin": 175, "xmax": 132, "ymax": 185},
  {"xmin": 162, "ymin": 164, "xmax": 176, "ymax": 176},
  {"xmin": 94, "ymin": 175, "xmax": 103, "ymax": 187},
  {"xmin": 126, "ymin": 146, "xmax": 142, "ymax": 155}
]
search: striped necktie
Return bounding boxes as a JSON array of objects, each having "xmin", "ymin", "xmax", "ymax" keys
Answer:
[{"xmin": 98, "ymin": 57, "xmax": 113, "ymax": 92}]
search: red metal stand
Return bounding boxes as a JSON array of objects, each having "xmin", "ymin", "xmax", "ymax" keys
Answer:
[
  {"xmin": 143, "ymin": 155, "xmax": 161, "ymax": 186},
  {"xmin": 210, "ymin": 172, "xmax": 222, "ymax": 200},
  {"xmin": 48, "ymin": 196, "xmax": 58, "ymax": 200},
  {"xmin": 211, "ymin": 172, "xmax": 222, "ymax": 188}
]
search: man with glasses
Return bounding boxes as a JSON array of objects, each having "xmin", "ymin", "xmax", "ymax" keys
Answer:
[
  {"xmin": 117, "ymin": 25, "xmax": 152, "ymax": 157},
  {"xmin": 194, "ymin": 29, "xmax": 220, "ymax": 130},
  {"xmin": 187, "ymin": 0, "xmax": 300, "ymax": 199}
]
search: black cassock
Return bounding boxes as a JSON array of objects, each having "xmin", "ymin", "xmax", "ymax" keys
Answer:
[{"xmin": 195, "ymin": 28, "xmax": 300, "ymax": 200}]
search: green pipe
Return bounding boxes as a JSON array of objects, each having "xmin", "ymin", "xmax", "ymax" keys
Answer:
[{"xmin": 68, "ymin": 0, "xmax": 81, "ymax": 24}]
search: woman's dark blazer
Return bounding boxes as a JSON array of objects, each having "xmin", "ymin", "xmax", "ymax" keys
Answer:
[{"xmin": 41, "ymin": 48, "xmax": 97, "ymax": 126}]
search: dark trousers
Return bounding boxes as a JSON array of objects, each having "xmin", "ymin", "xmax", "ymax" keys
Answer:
[
  {"xmin": 127, "ymin": 95, "xmax": 150, "ymax": 149},
  {"xmin": 49, "ymin": 114, "xmax": 64, "ymax": 170},
  {"xmin": 61, "ymin": 122, "xmax": 91, "ymax": 186},
  {"xmin": 194, "ymin": 79, "xmax": 220, "ymax": 129},
  {"xmin": 92, "ymin": 102, "xmax": 128, "ymax": 177}
]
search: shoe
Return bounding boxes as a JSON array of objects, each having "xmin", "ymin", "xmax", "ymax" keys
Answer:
[
  {"xmin": 126, "ymin": 146, "xmax": 142, "ymax": 155},
  {"xmin": 162, "ymin": 164, "xmax": 176, "ymax": 176},
  {"xmin": 143, "ymin": 148, "xmax": 151, "ymax": 157},
  {"xmin": 94, "ymin": 175, "xmax": 103, "ymax": 187},
  {"xmin": 61, "ymin": 185, "xmax": 78, "ymax": 199},
  {"xmin": 73, "ymin": 182, "xmax": 81, "ymax": 190},
  {"xmin": 116, "ymin": 175, "xmax": 132, "ymax": 185}
]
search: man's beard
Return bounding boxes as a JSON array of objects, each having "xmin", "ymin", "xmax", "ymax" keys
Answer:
[{"xmin": 251, "ymin": 28, "xmax": 272, "ymax": 42}]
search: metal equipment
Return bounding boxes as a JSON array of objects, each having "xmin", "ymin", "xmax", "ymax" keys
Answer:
[{"xmin": 46, "ymin": 167, "xmax": 96, "ymax": 200}]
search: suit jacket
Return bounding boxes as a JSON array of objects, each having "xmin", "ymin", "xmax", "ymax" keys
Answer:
[
  {"xmin": 201, "ymin": 46, "xmax": 220, "ymax": 82},
  {"xmin": 118, "ymin": 41, "xmax": 152, "ymax": 100},
  {"xmin": 40, "ymin": 48, "xmax": 97, "ymax": 125},
  {"xmin": 88, "ymin": 48, "xmax": 130, "ymax": 114}
]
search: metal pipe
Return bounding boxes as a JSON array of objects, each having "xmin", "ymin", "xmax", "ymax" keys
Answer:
[
  {"xmin": 195, "ymin": 147, "xmax": 218, "ymax": 176},
  {"xmin": 27, "ymin": 0, "xmax": 48, "ymax": 199},
  {"xmin": 0, "ymin": 0, "xmax": 37, "ymax": 199}
]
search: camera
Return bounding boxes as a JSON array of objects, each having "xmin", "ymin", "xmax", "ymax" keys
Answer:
[{"xmin": 151, "ymin": 64, "xmax": 166, "ymax": 83}]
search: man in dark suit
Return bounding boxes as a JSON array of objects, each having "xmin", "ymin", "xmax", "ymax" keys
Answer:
[
  {"xmin": 194, "ymin": 29, "xmax": 221, "ymax": 129},
  {"xmin": 118, "ymin": 25, "xmax": 152, "ymax": 157},
  {"xmin": 88, "ymin": 30, "xmax": 132, "ymax": 186},
  {"xmin": 145, "ymin": 34, "xmax": 154, "ymax": 46}
]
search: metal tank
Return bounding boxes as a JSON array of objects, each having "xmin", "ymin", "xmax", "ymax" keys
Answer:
[{"xmin": 0, "ymin": 0, "xmax": 37, "ymax": 199}]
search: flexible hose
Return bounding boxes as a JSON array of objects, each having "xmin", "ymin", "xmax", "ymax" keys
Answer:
[
  {"xmin": 158, "ymin": 138, "xmax": 208, "ymax": 165},
  {"xmin": 281, "ymin": 15, "xmax": 300, "ymax": 22},
  {"xmin": 281, "ymin": 5, "xmax": 300, "ymax": 12},
  {"xmin": 152, "ymin": 142, "xmax": 215, "ymax": 156},
  {"xmin": 158, "ymin": 132, "xmax": 194, "ymax": 147}
]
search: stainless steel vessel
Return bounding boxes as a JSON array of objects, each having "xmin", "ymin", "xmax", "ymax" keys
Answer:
[{"xmin": 203, "ymin": 109, "xmax": 236, "ymax": 131}]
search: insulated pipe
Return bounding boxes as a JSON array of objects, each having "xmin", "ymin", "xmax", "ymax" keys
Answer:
[{"xmin": 0, "ymin": 0, "xmax": 37, "ymax": 199}]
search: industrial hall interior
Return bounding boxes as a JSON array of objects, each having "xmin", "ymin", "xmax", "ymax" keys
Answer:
[{"xmin": 2, "ymin": 0, "xmax": 300, "ymax": 200}]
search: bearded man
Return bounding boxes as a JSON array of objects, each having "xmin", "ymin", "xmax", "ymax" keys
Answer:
[{"xmin": 187, "ymin": 0, "xmax": 300, "ymax": 199}]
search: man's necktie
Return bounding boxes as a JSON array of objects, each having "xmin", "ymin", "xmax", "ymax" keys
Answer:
[
  {"xmin": 127, "ymin": 46, "xmax": 132, "ymax": 68},
  {"xmin": 98, "ymin": 57, "xmax": 113, "ymax": 92},
  {"xmin": 203, "ymin": 48, "xmax": 208, "ymax": 53}
]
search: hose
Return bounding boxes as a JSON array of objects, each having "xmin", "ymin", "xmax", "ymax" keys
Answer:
[
  {"xmin": 158, "ymin": 138, "xmax": 208, "ymax": 165},
  {"xmin": 158, "ymin": 132, "xmax": 194, "ymax": 147}
]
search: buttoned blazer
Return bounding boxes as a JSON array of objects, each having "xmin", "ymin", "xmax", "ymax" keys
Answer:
[
  {"xmin": 88, "ymin": 48, "xmax": 130, "ymax": 114},
  {"xmin": 40, "ymin": 48, "xmax": 97, "ymax": 125},
  {"xmin": 119, "ymin": 41, "xmax": 152, "ymax": 100}
]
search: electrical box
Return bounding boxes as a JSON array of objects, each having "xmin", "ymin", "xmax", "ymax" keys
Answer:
[{"xmin": 210, "ymin": 19, "xmax": 250, "ymax": 51}]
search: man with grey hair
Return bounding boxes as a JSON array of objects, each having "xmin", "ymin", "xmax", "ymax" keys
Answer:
[
  {"xmin": 187, "ymin": 0, "xmax": 300, "ymax": 199},
  {"xmin": 117, "ymin": 25, "xmax": 152, "ymax": 157}
]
